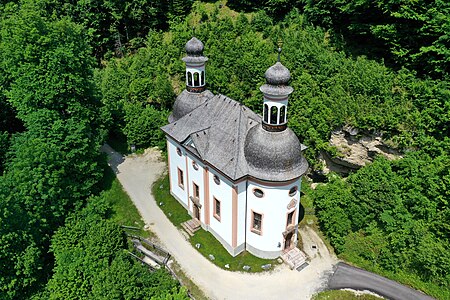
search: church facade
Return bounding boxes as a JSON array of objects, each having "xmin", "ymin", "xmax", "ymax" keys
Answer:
[{"xmin": 161, "ymin": 37, "xmax": 308, "ymax": 259}]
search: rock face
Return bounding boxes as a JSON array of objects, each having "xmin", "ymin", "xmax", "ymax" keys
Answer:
[{"xmin": 320, "ymin": 126, "xmax": 402, "ymax": 176}]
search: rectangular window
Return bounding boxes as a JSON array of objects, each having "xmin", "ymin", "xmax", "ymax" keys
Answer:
[
  {"xmin": 177, "ymin": 168, "xmax": 184, "ymax": 189},
  {"xmin": 287, "ymin": 210, "xmax": 295, "ymax": 227},
  {"xmin": 213, "ymin": 197, "xmax": 221, "ymax": 221},
  {"xmin": 251, "ymin": 211, "xmax": 263, "ymax": 235},
  {"xmin": 193, "ymin": 182, "xmax": 199, "ymax": 199}
]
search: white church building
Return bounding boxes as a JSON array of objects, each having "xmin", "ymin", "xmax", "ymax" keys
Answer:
[{"xmin": 161, "ymin": 37, "xmax": 308, "ymax": 259}]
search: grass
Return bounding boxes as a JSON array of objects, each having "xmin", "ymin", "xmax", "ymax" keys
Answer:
[
  {"xmin": 190, "ymin": 230, "xmax": 280, "ymax": 272},
  {"xmin": 152, "ymin": 175, "xmax": 191, "ymax": 227},
  {"xmin": 152, "ymin": 174, "xmax": 280, "ymax": 273},
  {"xmin": 170, "ymin": 261, "xmax": 208, "ymax": 300},
  {"xmin": 312, "ymin": 290, "xmax": 382, "ymax": 300}
]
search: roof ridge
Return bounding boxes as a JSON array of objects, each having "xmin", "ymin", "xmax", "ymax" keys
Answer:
[{"xmin": 232, "ymin": 104, "xmax": 247, "ymax": 178}]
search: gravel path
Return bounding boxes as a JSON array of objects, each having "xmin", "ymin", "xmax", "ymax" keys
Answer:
[{"xmin": 102, "ymin": 145, "xmax": 337, "ymax": 300}]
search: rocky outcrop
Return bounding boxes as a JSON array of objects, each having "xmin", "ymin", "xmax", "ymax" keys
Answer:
[{"xmin": 319, "ymin": 126, "xmax": 402, "ymax": 176}]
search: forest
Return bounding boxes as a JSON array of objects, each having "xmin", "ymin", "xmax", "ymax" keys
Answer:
[{"xmin": 0, "ymin": 0, "xmax": 449, "ymax": 299}]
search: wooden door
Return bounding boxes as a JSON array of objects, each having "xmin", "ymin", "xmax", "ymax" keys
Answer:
[
  {"xmin": 284, "ymin": 232, "xmax": 293, "ymax": 250},
  {"xmin": 193, "ymin": 204, "xmax": 200, "ymax": 220}
]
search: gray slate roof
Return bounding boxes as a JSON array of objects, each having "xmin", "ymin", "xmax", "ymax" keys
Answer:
[
  {"xmin": 168, "ymin": 89, "xmax": 214, "ymax": 123},
  {"xmin": 183, "ymin": 37, "xmax": 208, "ymax": 63},
  {"xmin": 162, "ymin": 94, "xmax": 308, "ymax": 182},
  {"xmin": 244, "ymin": 124, "xmax": 309, "ymax": 181},
  {"xmin": 265, "ymin": 62, "xmax": 291, "ymax": 85},
  {"xmin": 185, "ymin": 37, "xmax": 204, "ymax": 56},
  {"xmin": 260, "ymin": 62, "xmax": 294, "ymax": 96}
]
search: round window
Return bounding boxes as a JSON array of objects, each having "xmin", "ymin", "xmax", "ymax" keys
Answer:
[
  {"xmin": 192, "ymin": 161, "xmax": 199, "ymax": 170},
  {"xmin": 253, "ymin": 188, "xmax": 264, "ymax": 198},
  {"xmin": 213, "ymin": 174, "xmax": 220, "ymax": 185},
  {"xmin": 289, "ymin": 186, "xmax": 298, "ymax": 197},
  {"xmin": 176, "ymin": 148, "xmax": 182, "ymax": 156}
]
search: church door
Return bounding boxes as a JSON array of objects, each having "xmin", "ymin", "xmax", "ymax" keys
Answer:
[
  {"xmin": 193, "ymin": 204, "xmax": 200, "ymax": 220},
  {"xmin": 284, "ymin": 232, "xmax": 293, "ymax": 250}
]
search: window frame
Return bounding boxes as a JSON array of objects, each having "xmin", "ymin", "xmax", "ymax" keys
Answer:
[
  {"xmin": 288, "ymin": 186, "xmax": 298, "ymax": 197},
  {"xmin": 177, "ymin": 168, "xmax": 184, "ymax": 190},
  {"xmin": 279, "ymin": 105, "xmax": 286, "ymax": 124},
  {"xmin": 193, "ymin": 72, "xmax": 200, "ymax": 86},
  {"xmin": 253, "ymin": 188, "xmax": 264, "ymax": 198},
  {"xmin": 286, "ymin": 210, "xmax": 295, "ymax": 227},
  {"xmin": 187, "ymin": 71, "xmax": 192, "ymax": 86},
  {"xmin": 270, "ymin": 106, "xmax": 278, "ymax": 124},
  {"xmin": 213, "ymin": 174, "xmax": 220, "ymax": 185},
  {"xmin": 263, "ymin": 104, "xmax": 269, "ymax": 123},
  {"xmin": 251, "ymin": 211, "xmax": 263, "ymax": 235},
  {"xmin": 193, "ymin": 182, "xmax": 200, "ymax": 199},
  {"xmin": 213, "ymin": 197, "xmax": 221, "ymax": 221}
]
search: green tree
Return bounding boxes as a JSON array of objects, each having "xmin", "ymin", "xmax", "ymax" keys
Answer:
[
  {"xmin": 123, "ymin": 102, "xmax": 167, "ymax": 149},
  {"xmin": 0, "ymin": 2, "xmax": 106, "ymax": 297},
  {"xmin": 304, "ymin": 0, "xmax": 450, "ymax": 78},
  {"xmin": 46, "ymin": 195, "xmax": 188, "ymax": 299}
]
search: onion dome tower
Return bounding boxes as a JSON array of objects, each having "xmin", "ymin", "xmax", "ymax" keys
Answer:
[
  {"xmin": 168, "ymin": 37, "xmax": 214, "ymax": 123},
  {"xmin": 182, "ymin": 37, "xmax": 208, "ymax": 92},
  {"xmin": 244, "ymin": 49, "xmax": 308, "ymax": 181},
  {"xmin": 260, "ymin": 48, "xmax": 294, "ymax": 132}
]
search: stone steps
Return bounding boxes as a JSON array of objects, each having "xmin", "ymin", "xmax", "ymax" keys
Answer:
[
  {"xmin": 181, "ymin": 218, "xmax": 201, "ymax": 237},
  {"xmin": 281, "ymin": 247, "xmax": 307, "ymax": 270}
]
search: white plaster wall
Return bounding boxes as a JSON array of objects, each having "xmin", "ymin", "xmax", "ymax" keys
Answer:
[
  {"xmin": 207, "ymin": 170, "xmax": 233, "ymax": 247},
  {"xmin": 246, "ymin": 178, "xmax": 301, "ymax": 254},
  {"xmin": 185, "ymin": 153, "xmax": 205, "ymax": 221},
  {"xmin": 167, "ymin": 138, "xmax": 188, "ymax": 206},
  {"xmin": 236, "ymin": 180, "xmax": 247, "ymax": 247}
]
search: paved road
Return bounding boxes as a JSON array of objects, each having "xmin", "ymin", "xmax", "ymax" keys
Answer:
[
  {"xmin": 328, "ymin": 262, "xmax": 435, "ymax": 300},
  {"xmin": 102, "ymin": 145, "xmax": 336, "ymax": 300}
]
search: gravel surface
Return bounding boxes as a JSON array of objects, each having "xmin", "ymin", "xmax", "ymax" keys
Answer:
[
  {"xmin": 102, "ymin": 145, "xmax": 337, "ymax": 300},
  {"xmin": 103, "ymin": 145, "xmax": 435, "ymax": 300}
]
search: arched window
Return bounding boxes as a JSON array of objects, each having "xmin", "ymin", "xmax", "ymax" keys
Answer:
[
  {"xmin": 187, "ymin": 72, "xmax": 192, "ymax": 86},
  {"xmin": 201, "ymin": 71, "xmax": 205, "ymax": 86},
  {"xmin": 270, "ymin": 106, "xmax": 278, "ymax": 124},
  {"xmin": 193, "ymin": 72, "xmax": 200, "ymax": 86},
  {"xmin": 279, "ymin": 106, "xmax": 286, "ymax": 124},
  {"xmin": 264, "ymin": 104, "xmax": 269, "ymax": 123}
]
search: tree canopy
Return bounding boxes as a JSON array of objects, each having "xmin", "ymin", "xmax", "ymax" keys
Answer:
[{"xmin": 0, "ymin": 0, "xmax": 449, "ymax": 299}]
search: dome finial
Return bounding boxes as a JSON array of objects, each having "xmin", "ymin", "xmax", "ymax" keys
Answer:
[{"xmin": 277, "ymin": 47, "xmax": 282, "ymax": 62}]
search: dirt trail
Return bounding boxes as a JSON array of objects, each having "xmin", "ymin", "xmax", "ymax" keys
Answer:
[{"xmin": 103, "ymin": 145, "xmax": 338, "ymax": 300}]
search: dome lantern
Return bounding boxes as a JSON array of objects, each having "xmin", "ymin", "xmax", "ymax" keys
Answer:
[
  {"xmin": 259, "ymin": 48, "xmax": 293, "ymax": 132},
  {"xmin": 182, "ymin": 37, "xmax": 208, "ymax": 93}
]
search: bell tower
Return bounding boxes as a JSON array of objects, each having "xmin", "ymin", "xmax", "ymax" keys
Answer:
[
  {"xmin": 260, "ymin": 48, "xmax": 293, "ymax": 132},
  {"xmin": 182, "ymin": 37, "xmax": 208, "ymax": 93}
]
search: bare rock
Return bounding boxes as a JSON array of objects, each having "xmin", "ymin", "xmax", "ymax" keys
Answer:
[{"xmin": 321, "ymin": 127, "xmax": 402, "ymax": 176}]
